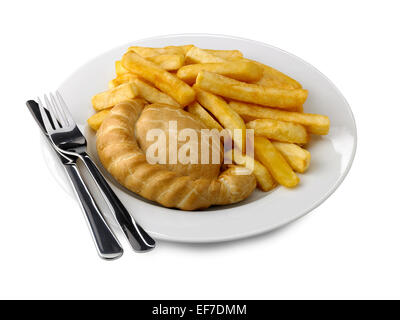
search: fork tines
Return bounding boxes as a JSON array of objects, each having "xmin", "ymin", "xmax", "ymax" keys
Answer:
[{"xmin": 37, "ymin": 92, "xmax": 75, "ymax": 131}]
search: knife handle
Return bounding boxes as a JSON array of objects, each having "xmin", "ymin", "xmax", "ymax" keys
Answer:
[
  {"xmin": 80, "ymin": 153, "xmax": 156, "ymax": 252},
  {"xmin": 64, "ymin": 163, "xmax": 124, "ymax": 260}
]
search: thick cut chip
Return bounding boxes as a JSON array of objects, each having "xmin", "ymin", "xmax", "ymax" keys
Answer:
[
  {"xmin": 108, "ymin": 73, "xmax": 137, "ymax": 89},
  {"xmin": 122, "ymin": 51, "xmax": 195, "ymax": 106},
  {"xmin": 185, "ymin": 46, "xmax": 226, "ymax": 64},
  {"xmin": 165, "ymin": 45, "xmax": 194, "ymax": 55},
  {"xmin": 187, "ymin": 102, "xmax": 223, "ymax": 130},
  {"xmin": 109, "ymin": 74, "xmax": 179, "ymax": 106},
  {"xmin": 272, "ymin": 142, "xmax": 311, "ymax": 173},
  {"xmin": 128, "ymin": 46, "xmax": 184, "ymax": 57},
  {"xmin": 195, "ymin": 87, "xmax": 246, "ymax": 150},
  {"xmin": 243, "ymin": 59, "xmax": 302, "ymax": 89},
  {"xmin": 229, "ymin": 101, "xmax": 330, "ymax": 135},
  {"xmin": 132, "ymin": 77, "xmax": 180, "ymax": 107},
  {"xmin": 204, "ymin": 49, "xmax": 243, "ymax": 60},
  {"xmin": 115, "ymin": 60, "xmax": 130, "ymax": 76},
  {"xmin": 246, "ymin": 119, "xmax": 309, "ymax": 144},
  {"xmin": 177, "ymin": 61, "xmax": 263, "ymax": 84},
  {"xmin": 254, "ymin": 136, "xmax": 299, "ymax": 187},
  {"xmin": 92, "ymin": 83, "xmax": 138, "ymax": 111},
  {"xmin": 196, "ymin": 71, "xmax": 308, "ymax": 109},
  {"xmin": 147, "ymin": 54, "xmax": 185, "ymax": 71},
  {"xmin": 87, "ymin": 108, "xmax": 112, "ymax": 131},
  {"xmin": 226, "ymin": 148, "xmax": 276, "ymax": 191}
]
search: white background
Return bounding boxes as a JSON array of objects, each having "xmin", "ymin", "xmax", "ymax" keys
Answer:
[{"xmin": 1, "ymin": 0, "xmax": 399, "ymax": 300}]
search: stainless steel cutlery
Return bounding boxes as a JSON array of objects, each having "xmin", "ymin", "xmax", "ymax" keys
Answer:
[
  {"xmin": 27, "ymin": 100, "xmax": 123, "ymax": 260},
  {"xmin": 27, "ymin": 92, "xmax": 155, "ymax": 258}
]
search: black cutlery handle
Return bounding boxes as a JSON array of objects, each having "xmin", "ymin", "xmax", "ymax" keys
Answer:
[
  {"xmin": 80, "ymin": 153, "xmax": 156, "ymax": 252},
  {"xmin": 64, "ymin": 164, "xmax": 124, "ymax": 259}
]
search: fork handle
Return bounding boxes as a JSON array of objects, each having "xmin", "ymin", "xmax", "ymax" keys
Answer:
[
  {"xmin": 64, "ymin": 163, "xmax": 124, "ymax": 260},
  {"xmin": 80, "ymin": 153, "xmax": 156, "ymax": 252}
]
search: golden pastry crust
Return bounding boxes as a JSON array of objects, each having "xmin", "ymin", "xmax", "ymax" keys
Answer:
[
  {"xmin": 96, "ymin": 99, "xmax": 256, "ymax": 210},
  {"xmin": 136, "ymin": 104, "xmax": 222, "ymax": 179}
]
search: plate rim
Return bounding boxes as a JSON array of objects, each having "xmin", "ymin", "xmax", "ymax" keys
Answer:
[{"xmin": 55, "ymin": 33, "xmax": 358, "ymax": 243}]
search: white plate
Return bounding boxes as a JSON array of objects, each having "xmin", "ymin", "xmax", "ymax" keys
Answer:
[{"xmin": 44, "ymin": 34, "xmax": 357, "ymax": 243}]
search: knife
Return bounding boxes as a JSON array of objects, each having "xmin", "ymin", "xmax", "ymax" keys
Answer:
[{"xmin": 26, "ymin": 100, "xmax": 123, "ymax": 260}]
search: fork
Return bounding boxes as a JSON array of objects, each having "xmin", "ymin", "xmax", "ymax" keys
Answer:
[{"xmin": 38, "ymin": 92, "xmax": 156, "ymax": 252}]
